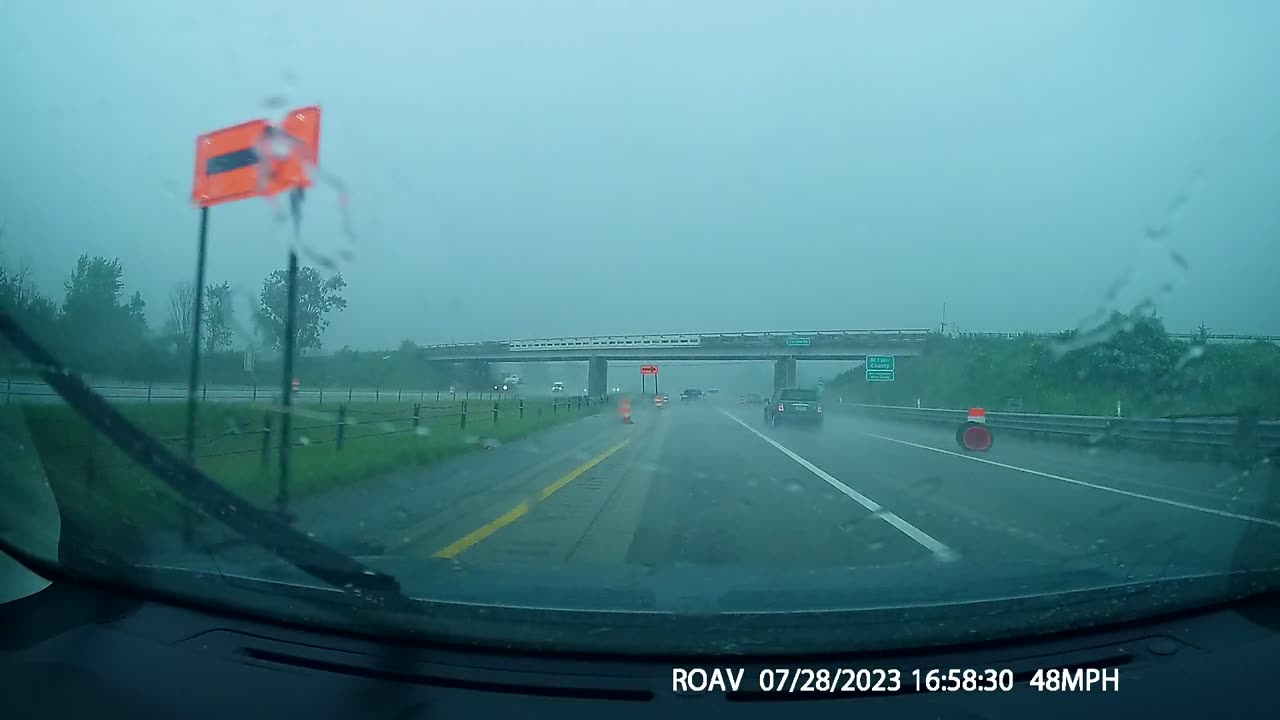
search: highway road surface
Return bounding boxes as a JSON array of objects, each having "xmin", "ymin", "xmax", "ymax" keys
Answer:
[{"xmin": 160, "ymin": 394, "xmax": 1280, "ymax": 614}]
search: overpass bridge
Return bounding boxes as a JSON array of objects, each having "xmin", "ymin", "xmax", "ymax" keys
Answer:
[{"xmin": 420, "ymin": 329, "xmax": 932, "ymax": 396}]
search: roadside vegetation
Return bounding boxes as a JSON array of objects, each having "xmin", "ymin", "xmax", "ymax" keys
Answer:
[
  {"xmin": 10, "ymin": 396, "xmax": 603, "ymax": 551},
  {"xmin": 0, "ymin": 248, "xmax": 492, "ymax": 391},
  {"xmin": 832, "ymin": 314, "xmax": 1280, "ymax": 418}
]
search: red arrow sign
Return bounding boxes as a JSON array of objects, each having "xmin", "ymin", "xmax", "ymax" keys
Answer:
[{"xmin": 640, "ymin": 365, "xmax": 659, "ymax": 375}]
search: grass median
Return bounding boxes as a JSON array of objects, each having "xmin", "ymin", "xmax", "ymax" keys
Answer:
[{"xmin": 9, "ymin": 396, "xmax": 603, "ymax": 551}]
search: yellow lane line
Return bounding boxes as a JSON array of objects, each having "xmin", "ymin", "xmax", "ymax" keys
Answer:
[{"xmin": 432, "ymin": 438, "xmax": 633, "ymax": 559}]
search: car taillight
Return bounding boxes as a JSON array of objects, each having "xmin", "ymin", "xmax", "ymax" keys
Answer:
[
  {"xmin": 816, "ymin": 405, "xmax": 823, "ymax": 414},
  {"xmin": 778, "ymin": 403, "xmax": 785, "ymax": 412}
]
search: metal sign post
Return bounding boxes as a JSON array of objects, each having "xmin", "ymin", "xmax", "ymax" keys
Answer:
[
  {"xmin": 184, "ymin": 207, "xmax": 210, "ymax": 461},
  {"xmin": 277, "ymin": 243, "xmax": 300, "ymax": 520},
  {"xmin": 190, "ymin": 105, "xmax": 322, "ymax": 526}
]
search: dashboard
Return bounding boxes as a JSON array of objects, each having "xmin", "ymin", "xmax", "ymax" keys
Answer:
[{"xmin": 4, "ymin": 557, "xmax": 1280, "ymax": 719}]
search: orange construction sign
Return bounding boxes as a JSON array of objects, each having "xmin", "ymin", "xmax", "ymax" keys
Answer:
[{"xmin": 191, "ymin": 106, "xmax": 322, "ymax": 208}]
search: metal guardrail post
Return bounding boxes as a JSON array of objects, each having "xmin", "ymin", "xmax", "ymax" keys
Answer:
[
  {"xmin": 348, "ymin": 386, "xmax": 353, "ymax": 403},
  {"xmin": 492, "ymin": 400, "xmax": 499, "ymax": 424},
  {"xmin": 252, "ymin": 384, "xmax": 257, "ymax": 402},
  {"xmin": 336, "ymin": 404, "xmax": 347, "ymax": 450},
  {"xmin": 147, "ymin": 381, "xmax": 152, "ymax": 403},
  {"xmin": 519, "ymin": 399, "xmax": 525, "ymax": 419},
  {"xmin": 398, "ymin": 388, "xmax": 403, "ymax": 401},
  {"xmin": 260, "ymin": 411, "xmax": 273, "ymax": 465},
  {"xmin": 553, "ymin": 400, "xmax": 558, "ymax": 415},
  {"xmin": 202, "ymin": 384, "xmax": 207, "ymax": 402},
  {"xmin": 375, "ymin": 386, "xmax": 381, "ymax": 403},
  {"xmin": 413, "ymin": 402, "xmax": 420, "ymax": 429},
  {"xmin": 319, "ymin": 385, "xmax": 324, "ymax": 405},
  {"xmin": 461, "ymin": 401, "xmax": 468, "ymax": 429},
  {"xmin": 4, "ymin": 371, "xmax": 10, "ymax": 405}
]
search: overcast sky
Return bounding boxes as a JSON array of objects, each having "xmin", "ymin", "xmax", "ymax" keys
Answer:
[{"xmin": 2, "ymin": 0, "xmax": 1277, "ymax": 351}]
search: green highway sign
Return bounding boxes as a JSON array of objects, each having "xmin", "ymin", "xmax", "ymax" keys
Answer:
[
  {"xmin": 866, "ymin": 355, "xmax": 895, "ymax": 382},
  {"xmin": 786, "ymin": 337, "xmax": 812, "ymax": 347},
  {"xmin": 866, "ymin": 355, "xmax": 895, "ymax": 371}
]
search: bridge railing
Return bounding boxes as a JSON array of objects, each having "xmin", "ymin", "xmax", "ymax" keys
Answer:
[{"xmin": 422, "ymin": 329, "xmax": 934, "ymax": 352}]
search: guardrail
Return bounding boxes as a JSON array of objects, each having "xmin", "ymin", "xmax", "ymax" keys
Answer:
[
  {"xmin": 2, "ymin": 378, "xmax": 532, "ymax": 406},
  {"xmin": 841, "ymin": 403, "xmax": 1280, "ymax": 455}
]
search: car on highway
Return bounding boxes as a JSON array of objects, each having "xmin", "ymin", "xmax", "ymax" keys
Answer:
[
  {"xmin": 680, "ymin": 388, "xmax": 704, "ymax": 402},
  {"xmin": 551, "ymin": 381, "xmax": 565, "ymax": 393},
  {"xmin": 764, "ymin": 387, "xmax": 823, "ymax": 428}
]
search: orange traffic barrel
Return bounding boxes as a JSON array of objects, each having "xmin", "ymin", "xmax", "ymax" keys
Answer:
[{"xmin": 957, "ymin": 407, "xmax": 993, "ymax": 451}]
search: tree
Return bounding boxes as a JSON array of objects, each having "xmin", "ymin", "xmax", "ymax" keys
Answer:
[
  {"xmin": 124, "ymin": 291, "xmax": 149, "ymax": 337},
  {"xmin": 256, "ymin": 266, "xmax": 347, "ymax": 352},
  {"xmin": 165, "ymin": 282, "xmax": 196, "ymax": 344},
  {"xmin": 203, "ymin": 281, "xmax": 234, "ymax": 354},
  {"xmin": 0, "ymin": 240, "xmax": 59, "ymax": 363},
  {"xmin": 60, "ymin": 254, "xmax": 127, "ymax": 361},
  {"xmin": 56, "ymin": 254, "xmax": 155, "ymax": 375}
]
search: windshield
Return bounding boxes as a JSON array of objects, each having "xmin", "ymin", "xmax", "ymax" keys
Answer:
[{"xmin": 2, "ymin": 1, "xmax": 1279, "ymax": 657}]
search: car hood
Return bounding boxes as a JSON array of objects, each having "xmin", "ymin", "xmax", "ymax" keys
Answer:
[
  {"xmin": 146, "ymin": 546, "xmax": 1270, "ymax": 614},
  {"xmin": 134, "ymin": 548, "xmax": 1280, "ymax": 655}
]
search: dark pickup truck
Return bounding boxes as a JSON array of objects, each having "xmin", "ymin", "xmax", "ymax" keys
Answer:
[
  {"xmin": 680, "ymin": 388, "xmax": 704, "ymax": 402},
  {"xmin": 764, "ymin": 387, "xmax": 823, "ymax": 427}
]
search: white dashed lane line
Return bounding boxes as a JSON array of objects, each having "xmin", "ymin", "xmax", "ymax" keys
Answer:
[{"xmin": 721, "ymin": 411, "xmax": 958, "ymax": 562}]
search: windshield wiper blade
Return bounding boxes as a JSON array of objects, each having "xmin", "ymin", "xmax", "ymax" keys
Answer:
[{"xmin": 0, "ymin": 307, "xmax": 411, "ymax": 607}]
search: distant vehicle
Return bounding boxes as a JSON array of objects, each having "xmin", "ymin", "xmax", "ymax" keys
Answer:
[
  {"xmin": 680, "ymin": 388, "xmax": 704, "ymax": 402},
  {"xmin": 706, "ymin": 388, "xmax": 720, "ymax": 394},
  {"xmin": 551, "ymin": 381, "xmax": 565, "ymax": 393},
  {"xmin": 502, "ymin": 374, "xmax": 523, "ymax": 387},
  {"xmin": 654, "ymin": 393, "xmax": 668, "ymax": 408},
  {"xmin": 764, "ymin": 387, "xmax": 823, "ymax": 428}
]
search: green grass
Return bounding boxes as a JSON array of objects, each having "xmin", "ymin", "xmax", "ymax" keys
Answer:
[
  {"xmin": 9, "ymin": 396, "xmax": 602, "ymax": 550},
  {"xmin": 830, "ymin": 335, "xmax": 1280, "ymax": 417}
]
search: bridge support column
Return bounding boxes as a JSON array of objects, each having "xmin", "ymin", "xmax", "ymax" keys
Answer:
[
  {"xmin": 587, "ymin": 356, "xmax": 608, "ymax": 397},
  {"xmin": 465, "ymin": 360, "xmax": 490, "ymax": 389},
  {"xmin": 774, "ymin": 357, "xmax": 797, "ymax": 393}
]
